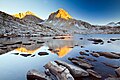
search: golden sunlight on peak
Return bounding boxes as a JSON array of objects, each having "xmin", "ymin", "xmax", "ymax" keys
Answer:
[
  {"xmin": 55, "ymin": 46, "xmax": 72, "ymax": 57},
  {"xmin": 56, "ymin": 8, "xmax": 72, "ymax": 20},
  {"xmin": 15, "ymin": 47, "xmax": 38, "ymax": 54},
  {"xmin": 12, "ymin": 11, "xmax": 36, "ymax": 19}
]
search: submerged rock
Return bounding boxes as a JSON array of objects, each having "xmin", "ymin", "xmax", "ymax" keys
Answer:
[
  {"xmin": 69, "ymin": 58, "xmax": 94, "ymax": 69},
  {"xmin": 86, "ymin": 58, "xmax": 97, "ymax": 62},
  {"xmin": 102, "ymin": 62, "xmax": 119, "ymax": 68},
  {"xmin": 79, "ymin": 51, "xmax": 89, "ymax": 56},
  {"xmin": 111, "ymin": 52, "xmax": 120, "ymax": 56},
  {"xmin": 55, "ymin": 60, "xmax": 89, "ymax": 77},
  {"xmin": 97, "ymin": 52, "xmax": 120, "ymax": 59},
  {"xmin": 87, "ymin": 69, "xmax": 102, "ymax": 79},
  {"xmin": 44, "ymin": 61, "xmax": 74, "ymax": 80},
  {"xmin": 90, "ymin": 53, "xmax": 100, "ymax": 57},
  {"xmin": 27, "ymin": 69, "xmax": 51, "ymax": 80},
  {"xmin": 77, "ymin": 56, "xmax": 86, "ymax": 59}
]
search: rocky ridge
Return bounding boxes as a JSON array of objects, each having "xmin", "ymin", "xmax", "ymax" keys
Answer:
[{"xmin": 0, "ymin": 8, "xmax": 120, "ymax": 37}]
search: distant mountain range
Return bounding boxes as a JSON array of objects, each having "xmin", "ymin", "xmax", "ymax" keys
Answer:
[
  {"xmin": 0, "ymin": 8, "xmax": 120, "ymax": 37},
  {"xmin": 107, "ymin": 22, "xmax": 120, "ymax": 26}
]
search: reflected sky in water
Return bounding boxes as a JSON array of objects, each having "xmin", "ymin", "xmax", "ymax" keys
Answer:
[{"xmin": 0, "ymin": 34, "xmax": 120, "ymax": 80}]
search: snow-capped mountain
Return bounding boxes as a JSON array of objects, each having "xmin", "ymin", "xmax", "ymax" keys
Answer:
[{"xmin": 107, "ymin": 22, "xmax": 120, "ymax": 27}]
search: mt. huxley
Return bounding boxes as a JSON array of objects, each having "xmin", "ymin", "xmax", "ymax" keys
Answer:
[{"xmin": 0, "ymin": 8, "xmax": 120, "ymax": 37}]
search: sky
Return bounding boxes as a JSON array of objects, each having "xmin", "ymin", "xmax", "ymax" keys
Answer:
[{"xmin": 0, "ymin": 0, "xmax": 120, "ymax": 25}]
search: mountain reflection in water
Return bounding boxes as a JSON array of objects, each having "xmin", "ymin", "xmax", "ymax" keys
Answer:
[
  {"xmin": 15, "ymin": 45, "xmax": 73, "ymax": 57},
  {"xmin": 15, "ymin": 47, "xmax": 39, "ymax": 54},
  {"xmin": 0, "ymin": 34, "xmax": 120, "ymax": 80},
  {"xmin": 55, "ymin": 46, "xmax": 72, "ymax": 57}
]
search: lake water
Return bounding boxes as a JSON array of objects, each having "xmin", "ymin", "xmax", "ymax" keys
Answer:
[{"xmin": 0, "ymin": 34, "xmax": 120, "ymax": 80}]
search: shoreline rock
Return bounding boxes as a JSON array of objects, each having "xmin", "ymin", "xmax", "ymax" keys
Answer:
[
  {"xmin": 27, "ymin": 69, "xmax": 51, "ymax": 80},
  {"xmin": 55, "ymin": 60, "xmax": 89, "ymax": 77},
  {"xmin": 44, "ymin": 61, "xmax": 74, "ymax": 80}
]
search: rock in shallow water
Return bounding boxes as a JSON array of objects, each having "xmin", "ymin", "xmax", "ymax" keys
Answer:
[
  {"xmin": 96, "ymin": 52, "xmax": 120, "ymax": 59},
  {"xmin": 20, "ymin": 54, "xmax": 31, "ymax": 57},
  {"xmin": 38, "ymin": 52, "xmax": 49, "ymax": 56},
  {"xmin": 87, "ymin": 69, "xmax": 102, "ymax": 79},
  {"xmin": 44, "ymin": 61, "xmax": 74, "ymax": 80},
  {"xmin": 79, "ymin": 51, "xmax": 89, "ymax": 56},
  {"xmin": 90, "ymin": 53, "xmax": 100, "ymax": 57},
  {"xmin": 115, "ymin": 67, "xmax": 120, "ymax": 77},
  {"xmin": 68, "ymin": 58, "xmax": 94, "ymax": 69},
  {"xmin": 102, "ymin": 62, "xmax": 119, "ymax": 68},
  {"xmin": 55, "ymin": 60, "xmax": 89, "ymax": 77},
  {"xmin": 27, "ymin": 69, "xmax": 51, "ymax": 80}
]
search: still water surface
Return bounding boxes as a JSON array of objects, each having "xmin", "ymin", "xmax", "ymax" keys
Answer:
[{"xmin": 0, "ymin": 34, "xmax": 120, "ymax": 80}]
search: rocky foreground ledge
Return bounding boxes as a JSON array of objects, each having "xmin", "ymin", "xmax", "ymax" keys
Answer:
[{"xmin": 26, "ymin": 60, "xmax": 120, "ymax": 80}]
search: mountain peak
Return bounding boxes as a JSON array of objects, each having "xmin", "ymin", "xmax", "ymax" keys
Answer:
[
  {"xmin": 13, "ymin": 11, "xmax": 35, "ymax": 19},
  {"xmin": 48, "ymin": 8, "xmax": 72, "ymax": 20}
]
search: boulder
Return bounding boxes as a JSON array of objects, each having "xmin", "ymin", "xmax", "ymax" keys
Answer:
[
  {"xmin": 55, "ymin": 60, "xmax": 89, "ymax": 77},
  {"xmin": 44, "ymin": 61, "xmax": 74, "ymax": 80},
  {"xmin": 27, "ymin": 69, "xmax": 51, "ymax": 80}
]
